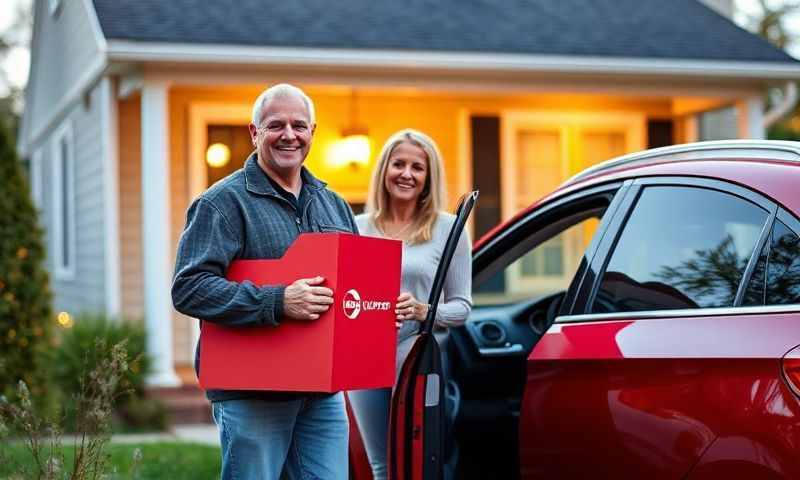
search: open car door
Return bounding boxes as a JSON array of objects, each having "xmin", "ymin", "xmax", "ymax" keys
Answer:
[{"xmin": 389, "ymin": 191, "xmax": 479, "ymax": 480}]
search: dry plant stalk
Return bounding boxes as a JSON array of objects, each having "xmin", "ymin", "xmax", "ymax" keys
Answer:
[{"xmin": 0, "ymin": 339, "xmax": 134, "ymax": 479}]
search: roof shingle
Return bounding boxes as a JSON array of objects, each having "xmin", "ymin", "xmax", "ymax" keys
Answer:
[{"xmin": 92, "ymin": 0, "xmax": 796, "ymax": 63}]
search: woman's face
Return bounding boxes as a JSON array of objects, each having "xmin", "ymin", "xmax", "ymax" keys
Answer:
[{"xmin": 384, "ymin": 141, "xmax": 429, "ymax": 207}]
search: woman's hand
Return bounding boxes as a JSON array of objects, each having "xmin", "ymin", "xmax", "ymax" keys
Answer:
[{"xmin": 395, "ymin": 292, "xmax": 429, "ymax": 326}]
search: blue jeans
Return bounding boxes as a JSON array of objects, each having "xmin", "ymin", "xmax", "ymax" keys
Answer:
[
  {"xmin": 211, "ymin": 393, "xmax": 349, "ymax": 480},
  {"xmin": 347, "ymin": 388, "xmax": 391, "ymax": 480}
]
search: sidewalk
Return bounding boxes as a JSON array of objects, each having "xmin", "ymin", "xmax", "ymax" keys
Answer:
[{"xmin": 110, "ymin": 424, "xmax": 219, "ymax": 446}]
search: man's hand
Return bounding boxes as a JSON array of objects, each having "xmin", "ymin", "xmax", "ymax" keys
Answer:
[{"xmin": 283, "ymin": 276, "xmax": 334, "ymax": 321}]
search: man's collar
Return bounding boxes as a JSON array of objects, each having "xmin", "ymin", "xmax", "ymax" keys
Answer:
[{"xmin": 244, "ymin": 152, "xmax": 326, "ymax": 196}]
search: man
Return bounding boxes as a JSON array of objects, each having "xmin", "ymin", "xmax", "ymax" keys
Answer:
[{"xmin": 172, "ymin": 84, "xmax": 357, "ymax": 480}]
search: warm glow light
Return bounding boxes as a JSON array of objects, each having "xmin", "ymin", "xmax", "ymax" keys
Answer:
[
  {"xmin": 206, "ymin": 143, "xmax": 231, "ymax": 168},
  {"xmin": 328, "ymin": 134, "xmax": 371, "ymax": 169},
  {"xmin": 56, "ymin": 311, "xmax": 73, "ymax": 328}
]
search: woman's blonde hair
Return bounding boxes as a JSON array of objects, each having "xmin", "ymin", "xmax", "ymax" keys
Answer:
[{"xmin": 365, "ymin": 129, "xmax": 447, "ymax": 244}]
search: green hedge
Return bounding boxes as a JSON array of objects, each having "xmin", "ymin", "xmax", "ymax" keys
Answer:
[{"xmin": 0, "ymin": 118, "xmax": 53, "ymax": 410}]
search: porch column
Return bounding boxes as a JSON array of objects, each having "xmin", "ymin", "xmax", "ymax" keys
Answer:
[
  {"xmin": 141, "ymin": 80, "xmax": 180, "ymax": 387},
  {"xmin": 677, "ymin": 115, "xmax": 699, "ymax": 144},
  {"xmin": 737, "ymin": 96, "xmax": 765, "ymax": 140}
]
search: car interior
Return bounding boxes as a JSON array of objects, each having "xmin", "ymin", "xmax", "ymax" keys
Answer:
[{"xmin": 443, "ymin": 190, "xmax": 617, "ymax": 479}]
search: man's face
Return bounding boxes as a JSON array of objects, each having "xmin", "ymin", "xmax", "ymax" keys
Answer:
[{"xmin": 249, "ymin": 94, "xmax": 315, "ymax": 175}]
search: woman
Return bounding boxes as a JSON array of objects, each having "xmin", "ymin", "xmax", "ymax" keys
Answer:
[{"xmin": 348, "ymin": 129, "xmax": 472, "ymax": 480}]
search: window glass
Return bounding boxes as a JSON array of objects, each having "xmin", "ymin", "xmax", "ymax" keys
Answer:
[
  {"xmin": 592, "ymin": 186, "xmax": 768, "ymax": 313},
  {"xmin": 766, "ymin": 220, "xmax": 800, "ymax": 305},
  {"xmin": 474, "ymin": 216, "xmax": 601, "ymax": 305},
  {"xmin": 742, "ymin": 239, "xmax": 768, "ymax": 306},
  {"xmin": 699, "ymin": 106, "xmax": 738, "ymax": 141}
]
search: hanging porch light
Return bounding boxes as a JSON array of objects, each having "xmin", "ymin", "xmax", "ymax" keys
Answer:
[{"xmin": 329, "ymin": 90, "xmax": 371, "ymax": 170}]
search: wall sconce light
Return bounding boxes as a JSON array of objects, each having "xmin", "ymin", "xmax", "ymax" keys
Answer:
[
  {"xmin": 206, "ymin": 142, "xmax": 231, "ymax": 168},
  {"xmin": 328, "ymin": 90, "xmax": 371, "ymax": 170}
]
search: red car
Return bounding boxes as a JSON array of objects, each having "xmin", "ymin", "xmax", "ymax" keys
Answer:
[{"xmin": 349, "ymin": 140, "xmax": 800, "ymax": 480}]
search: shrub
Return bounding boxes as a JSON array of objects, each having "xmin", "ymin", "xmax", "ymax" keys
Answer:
[
  {"xmin": 49, "ymin": 314, "xmax": 168, "ymax": 432},
  {"xmin": 0, "ymin": 118, "xmax": 53, "ymax": 410},
  {"xmin": 768, "ymin": 124, "xmax": 800, "ymax": 141},
  {"xmin": 0, "ymin": 339, "xmax": 141, "ymax": 479}
]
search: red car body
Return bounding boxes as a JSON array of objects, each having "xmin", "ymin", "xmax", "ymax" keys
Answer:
[{"xmin": 350, "ymin": 141, "xmax": 800, "ymax": 479}]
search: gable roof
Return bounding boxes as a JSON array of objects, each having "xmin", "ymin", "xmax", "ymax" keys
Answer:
[{"xmin": 92, "ymin": 0, "xmax": 795, "ymax": 63}]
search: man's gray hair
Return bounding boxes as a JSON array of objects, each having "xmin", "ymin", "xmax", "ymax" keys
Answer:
[{"xmin": 251, "ymin": 83, "xmax": 316, "ymax": 126}]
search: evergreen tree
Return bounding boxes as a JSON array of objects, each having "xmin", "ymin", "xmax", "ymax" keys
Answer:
[{"xmin": 0, "ymin": 117, "xmax": 52, "ymax": 404}]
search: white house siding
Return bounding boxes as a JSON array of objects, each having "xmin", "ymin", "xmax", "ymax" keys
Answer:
[
  {"xmin": 24, "ymin": 0, "xmax": 103, "ymax": 150},
  {"xmin": 47, "ymin": 83, "xmax": 108, "ymax": 315}
]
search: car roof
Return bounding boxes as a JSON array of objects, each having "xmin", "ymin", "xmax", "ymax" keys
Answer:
[
  {"xmin": 476, "ymin": 140, "xmax": 800, "ymax": 249},
  {"xmin": 564, "ymin": 140, "xmax": 800, "ymax": 186}
]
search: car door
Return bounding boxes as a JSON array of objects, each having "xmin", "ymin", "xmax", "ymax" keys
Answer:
[
  {"xmin": 389, "ymin": 191, "xmax": 479, "ymax": 480},
  {"xmin": 451, "ymin": 180, "xmax": 629, "ymax": 479},
  {"xmin": 520, "ymin": 177, "xmax": 800, "ymax": 479}
]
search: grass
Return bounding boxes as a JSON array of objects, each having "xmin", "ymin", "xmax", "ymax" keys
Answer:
[{"xmin": 0, "ymin": 441, "xmax": 221, "ymax": 479}]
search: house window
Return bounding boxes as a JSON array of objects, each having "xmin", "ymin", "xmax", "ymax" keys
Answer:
[
  {"xmin": 52, "ymin": 123, "xmax": 76, "ymax": 279},
  {"xmin": 699, "ymin": 106, "xmax": 738, "ymax": 141}
]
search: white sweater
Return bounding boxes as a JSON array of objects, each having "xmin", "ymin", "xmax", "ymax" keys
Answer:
[{"xmin": 356, "ymin": 211, "xmax": 473, "ymax": 345}]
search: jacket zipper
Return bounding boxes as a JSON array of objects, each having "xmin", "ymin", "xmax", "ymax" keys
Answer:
[{"xmin": 263, "ymin": 190, "xmax": 317, "ymax": 234}]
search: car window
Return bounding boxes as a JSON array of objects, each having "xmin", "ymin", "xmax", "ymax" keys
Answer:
[
  {"xmin": 744, "ymin": 219, "xmax": 800, "ymax": 306},
  {"xmin": 591, "ymin": 186, "xmax": 769, "ymax": 313},
  {"xmin": 742, "ymin": 238, "xmax": 769, "ymax": 306},
  {"xmin": 766, "ymin": 220, "xmax": 800, "ymax": 304},
  {"xmin": 474, "ymin": 215, "xmax": 602, "ymax": 305}
]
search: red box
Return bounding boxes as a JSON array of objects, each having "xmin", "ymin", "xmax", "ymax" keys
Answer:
[{"xmin": 199, "ymin": 233, "xmax": 401, "ymax": 392}]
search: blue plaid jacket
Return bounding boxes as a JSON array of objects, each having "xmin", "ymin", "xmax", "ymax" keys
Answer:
[{"xmin": 172, "ymin": 153, "xmax": 357, "ymax": 401}]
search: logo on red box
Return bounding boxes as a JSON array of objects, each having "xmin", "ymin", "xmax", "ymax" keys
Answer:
[
  {"xmin": 343, "ymin": 289, "xmax": 391, "ymax": 319},
  {"xmin": 344, "ymin": 289, "xmax": 362, "ymax": 319}
]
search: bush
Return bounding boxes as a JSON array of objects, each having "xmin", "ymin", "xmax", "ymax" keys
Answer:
[
  {"xmin": 0, "ymin": 339, "xmax": 137, "ymax": 479},
  {"xmin": 768, "ymin": 124, "xmax": 800, "ymax": 141},
  {"xmin": 0, "ymin": 118, "xmax": 53, "ymax": 410},
  {"xmin": 49, "ymin": 314, "xmax": 168, "ymax": 432}
]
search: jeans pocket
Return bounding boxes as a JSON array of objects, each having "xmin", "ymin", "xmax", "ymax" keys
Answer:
[{"xmin": 211, "ymin": 401, "xmax": 220, "ymax": 425}]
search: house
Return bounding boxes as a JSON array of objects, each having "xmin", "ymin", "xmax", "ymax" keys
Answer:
[{"xmin": 19, "ymin": 0, "xmax": 800, "ymax": 390}]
